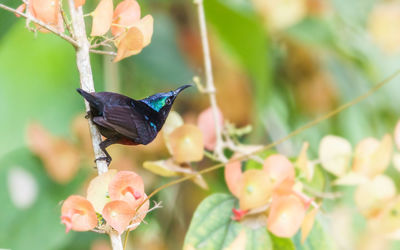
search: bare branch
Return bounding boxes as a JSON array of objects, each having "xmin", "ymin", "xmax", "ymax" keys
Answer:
[
  {"xmin": 60, "ymin": 5, "xmax": 74, "ymax": 39},
  {"xmin": 0, "ymin": 3, "xmax": 78, "ymax": 47},
  {"xmin": 67, "ymin": 0, "xmax": 109, "ymax": 175},
  {"xmin": 90, "ymin": 49, "xmax": 117, "ymax": 57},
  {"xmin": 66, "ymin": 0, "xmax": 120, "ymax": 248},
  {"xmin": 91, "ymin": 35, "xmax": 120, "ymax": 49}
]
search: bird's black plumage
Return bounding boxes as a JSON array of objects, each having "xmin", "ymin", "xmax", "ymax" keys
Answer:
[{"xmin": 77, "ymin": 85, "xmax": 191, "ymax": 165}]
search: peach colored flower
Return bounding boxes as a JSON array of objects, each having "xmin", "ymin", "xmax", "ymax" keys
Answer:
[
  {"xmin": 267, "ymin": 195, "xmax": 306, "ymax": 238},
  {"xmin": 91, "ymin": 0, "xmax": 113, "ymax": 36},
  {"xmin": 112, "ymin": 0, "xmax": 153, "ymax": 62},
  {"xmin": 61, "ymin": 195, "xmax": 97, "ymax": 233},
  {"xmin": 168, "ymin": 125, "xmax": 204, "ymax": 163},
  {"xmin": 29, "ymin": 0, "xmax": 64, "ymax": 33},
  {"xmin": 74, "ymin": 0, "xmax": 85, "ymax": 8},
  {"xmin": 224, "ymin": 159, "xmax": 243, "ymax": 198},
  {"xmin": 102, "ymin": 200, "xmax": 135, "ymax": 235},
  {"xmin": 263, "ymin": 154, "xmax": 295, "ymax": 194},
  {"xmin": 111, "ymin": 0, "xmax": 141, "ymax": 36},
  {"xmin": 108, "ymin": 171, "xmax": 144, "ymax": 209}
]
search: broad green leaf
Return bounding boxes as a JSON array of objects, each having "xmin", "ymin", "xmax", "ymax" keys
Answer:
[
  {"xmin": 245, "ymin": 227, "xmax": 273, "ymax": 250},
  {"xmin": 184, "ymin": 193, "xmax": 239, "ymax": 250},
  {"xmin": 184, "ymin": 193, "xmax": 273, "ymax": 250}
]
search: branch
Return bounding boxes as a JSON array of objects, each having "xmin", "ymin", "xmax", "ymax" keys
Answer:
[
  {"xmin": 90, "ymin": 34, "xmax": 120, "ymax": 49},
  {"xmin": 67, "ymin": 0, "xmax": 108, "ymax": 175},
  {"xmin": 194, "ymin": 0, "xmax": 226, "ymax": 162},
  {"xmin": 109, "ymin": 231, "xmax": 123, "ymax": 250},
  {"xmin": 0, "ymin": 3, "xmax": 78, "ymax": 47},
  {"xmin": 66, "ymin": 0, "xmax": 120, "ymax": 249},
  {"xmin": 90, "ymin": 49, "xmax": 117, "ymax": 56}
]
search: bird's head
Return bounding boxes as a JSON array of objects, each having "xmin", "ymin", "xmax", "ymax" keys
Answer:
[{"xmin": 141, "ymin": 84, "xmax": 192, "ymax": 117}]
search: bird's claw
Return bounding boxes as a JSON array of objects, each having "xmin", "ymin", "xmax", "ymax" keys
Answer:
[
  {"xmin": 94, "ymin": 156, "xmax": 111, "ymax": 166},
  {"xmin": 85, "ymin": 111, "xmax": 93, "ymax": 119}
]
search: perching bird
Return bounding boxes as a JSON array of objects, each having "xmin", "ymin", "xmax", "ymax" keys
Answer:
[{"xmin": 77, "ymin": 85, "xmax": 192, "ymax": 165}]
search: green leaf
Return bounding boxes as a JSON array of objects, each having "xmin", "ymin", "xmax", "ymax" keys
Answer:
[
  {"xmin": 293, "ymin": 216, "xmax": 337, "ymax": 250},
  {"xmin": 184, "ymin": 193, "xmax": 273, "ymax": 250},
  {"xmin": 245, "ymin": 227, "xmax": 273, "ymax": 250},
  {"xmin": 270, "ymin": 234, "xmax": 295, "ymax": 250},
  {"xmin": 184, "ymin": 193, "xmax": 238, "ymax": 249}
]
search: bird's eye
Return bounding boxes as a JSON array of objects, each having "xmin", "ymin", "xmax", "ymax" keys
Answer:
[{"xmin": 165, "ymin": 97, "xmax": 172, "ymax": 105}]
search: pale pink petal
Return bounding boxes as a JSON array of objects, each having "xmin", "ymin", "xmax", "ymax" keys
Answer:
[
  {"xmin": 111, "ymin": 0, "xmax": 141, "ymax": 36},
  {"xmin": 86, "ymin": 170, "xmax": 117, "ymax": 213},
  {"xmin": 263, "ymin": 154, "xmax": 295, "ymax": 193},
  {"xmin": 224, "ymin": 159, "xmax": 243, "ymax": 198},
  {"xmin": 61, "ymin": 195, "xmax": 97, "ymax": 232},
  {"xmin": 168, "ymin": 125, "xmax": 204, "ymax": 163},
  {"xmin": 108, "ymin": 171, "xmax": 144, "ymax": 209},
  {"xmin": 268, "ymin": 195, "xmax": 306, "ymax": 238},
  {"xmin": 102, "ymin": 200, "xmax": 135, "ymax": 235},
  {"xmin": 91, "ymin": 0, "xmax": 113, "ymax": 36},
  {"xmin": 239, "ymin": 170, "xmax": 273, "ymax": 210}
]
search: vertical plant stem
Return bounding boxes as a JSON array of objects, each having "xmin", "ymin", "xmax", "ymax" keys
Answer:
[
  {"xmin": 109, "ymin": 231, "xmax": 123, "ymax": 250},
  {"xmin": 67, "ymin": 0, "xmax": 108, "ymax": 175},
  {"xmin": 194, "ymin": 0, "xmax": 226, "ymax": 162},
  {"xmin": 67, "ymin": 1, "xmax": 122, "ymax": 249}
]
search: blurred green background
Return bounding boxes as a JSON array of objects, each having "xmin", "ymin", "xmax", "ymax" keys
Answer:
[{"xmin": 1, "ymin": 0, "xmax": 400, "ymax": 249}]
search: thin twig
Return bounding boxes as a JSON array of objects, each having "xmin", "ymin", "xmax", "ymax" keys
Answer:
[
  {"xmin": 125, "ymin": 201, "xmax": 163, "ymax": 230},
  {"xmin": 0, "ymin": 3, "xmax": 78, "ymax": 47},
  {"xmin": 91, "ymin": 228, "xmax": 106, "ymax": 234},
  {"xmin": 91, "ymin": 34, "xmax": 120, "ymax": 49},
  {"xmin": 90, "ymin": 49, "xmax": 117, "ymax": 56},
  {"xmin": 123, "ymin": 201, "xmax": 163, "ymax": 249},
  {"xmin": 302, "ymin": 184, "xmax": 342, "ymax": 200},
  {"xmin": 136, "ymin": 68, "xmax": 400, "ymax": 211},
  {"xmin": 60, "ymin": 5, "xmax": 74, "ymax": 39},
  {"xmin": 194, "ymin": 0, "xmax": 226, "ymax": 162}
]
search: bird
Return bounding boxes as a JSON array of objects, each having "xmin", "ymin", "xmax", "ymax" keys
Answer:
[{"xmin": 77, "ymin": 84, "xmax": 192, "ymax": 165}]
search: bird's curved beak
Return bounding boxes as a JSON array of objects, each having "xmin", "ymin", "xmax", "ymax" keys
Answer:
[{"xmin": 174, "ymin": 84, "xmax": 192, "ymax": 95}]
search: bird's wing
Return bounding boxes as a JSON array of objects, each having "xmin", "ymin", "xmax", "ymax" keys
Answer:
[{"xmin": 93, "ymin": 105, "xmax": 157, "ymax": 145}]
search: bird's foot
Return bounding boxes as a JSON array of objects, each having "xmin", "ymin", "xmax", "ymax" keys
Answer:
[{"xmin": 94, "ymin": 156, "xmax": 111, "ymax": 166}]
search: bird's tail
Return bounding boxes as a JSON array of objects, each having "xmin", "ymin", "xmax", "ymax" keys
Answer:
[{"xmin": 76, "ymin": 88, "xmax": 102, "ymax": 114}]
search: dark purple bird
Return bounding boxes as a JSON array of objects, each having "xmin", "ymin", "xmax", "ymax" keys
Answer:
[{"xmin": 77, "ymin": 85, "xmax": 192, "ymax": 165}]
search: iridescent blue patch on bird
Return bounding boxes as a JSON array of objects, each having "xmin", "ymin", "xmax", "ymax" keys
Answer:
[
  {"xmin": 150, "ymin": 122, "xmax": 157, "ymax": 130},
  {"xmin": 141, "ymin": 93, "xmax": 171, "ymax": 112}
]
